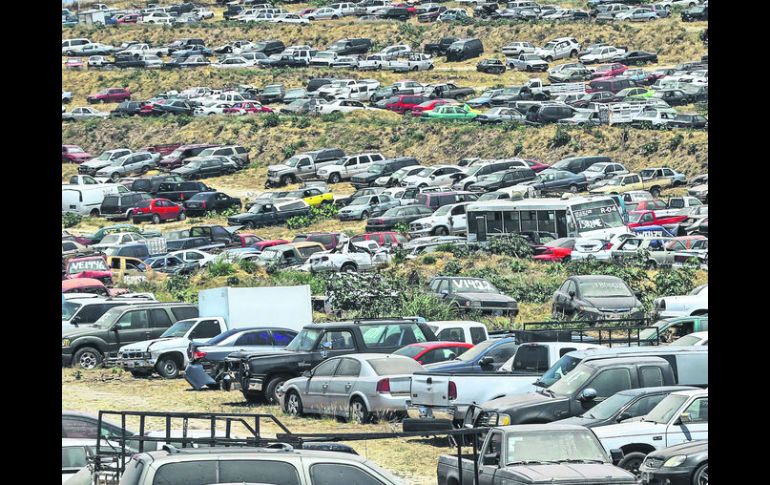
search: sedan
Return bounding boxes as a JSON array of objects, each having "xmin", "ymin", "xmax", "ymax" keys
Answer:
[
  {"xmin": 533, "ymin": 237, "xmax": 576, "ymax": 262},
  {"xmin": 551, "ymin": 275, "xmax": 644, "ymax": 322},
  {"xmin": 612, "ymin": 50, "xmax": 658, "ymax": 66},
  {"xmin": 183, "ymin": 191, "xmax": 241, "ymax": 216},
  {"xmin": 421, "ymin": 104, "xmax": 478, "ymax": 120},
  {"xmin": 278, "ymin": 354, "xmax": 424, "ymax": 423},
  {"xmin": 639, "ymin": 440, "xmax": 708, "ymax": 485},
  {"xmin": 514, "ymin": 169, "xmax": 589, "ymax": 195},
  {"xmin": 62, "ymin": 106, "xmax": 109, "ymax": 121},
  {"xmin": 476, "ymin": 107, "xmax": 527, "ymax": 124},
  {"xmin": 143, "ymin": 255, "xmax": 199, "ymax": 275},
  {"xmin": 223, "ymin": 101, "xmax": 273, "ymax": 115},
  {"xmin": 364, "ymin": 205, "xmax": 435, "ymax": 232}
]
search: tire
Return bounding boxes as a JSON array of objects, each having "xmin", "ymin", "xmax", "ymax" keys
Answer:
[
  {"xmin": 332, "ymin": 15, "xmax": 338, "ymax": 19},
  {"xmin": 433, "ymin": 226, "xmax": 449, "ymax": 236},
  {"xmin": 90, "ymin": 209, "xmax": 100, "ymax": 217},
  {"xmin": 110, "ymin": 172, "xmax": 120, "ymax": 182},
  {"xmin": 280, "ymin": 175, "xmax": 291, "ymax": 186},
  {"xmin": 177, "ymin": 212, "xmax": 186, "ymax": 221},
  {"xmin": 569, "ymin": 184, "xmax": 578, "ymax": 193},
  {"xmin": 349, "ymin": 397, "xmax": 371, "ymax": 424},
  {"xmin": 329, "ymin": 173, "xmax": 341, "ymax": 184},
  {"xmin": 570, "ymin": 50, "xmax": 578, "ymax": 58},
  {"xmin": 244, "ymin": 221, "xmax": 255, "ymax": 230},
  {"xmin": 650, "ymin": 187, "xmax": 661, "ymax": 198},
  {"xmin": 360, "ymin": 211, "xmax": 369, "ymax": 220},
  {"xmin": 242, "ymin": 391, "xmax": 262, "ymax": 403},
  {"xmin": 152, "ymin": 213, "xmax": 161, "ymax": 224},
  {"xmin": 618, "ymin": 452, "xmax": 647, "ymax": 477},
  {"xmin": 285, "ymin": 391, "xmax": 303, "ymax": 416},
  {"xmin": 265, "ymin": 375, "xmax": 291, "ymax": 404},
  {"xmin": 130, "ymin": 213, "xmax": 139, "ymax": 224},
  {"xmin": 545, "ymin": 56, "xmax": 553, "ymax": 62},
  {"xmin": 526, "ymin": 65, "xmax": 533, "ymax": 72},
  {"xmin": 73, "ymin": 347, "xmax": 103, "ymax": 369},
  {"xmin": 156, "ymin": 357, "xmax": 180, "ymax": 379},
  {"xmin": 692, "ymin": 462, "xmax": 708, "ymax": 485},
  {"xmin": 341, "ymin": 263, "xmax": 357, "ymax": 273}
]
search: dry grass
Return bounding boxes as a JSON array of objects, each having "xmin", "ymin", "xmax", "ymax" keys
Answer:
[{"xmin": 63, "ymin": 368, "xmax": 451, "ymax": 484}]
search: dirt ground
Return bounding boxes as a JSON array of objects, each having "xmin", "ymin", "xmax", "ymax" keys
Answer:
[{"xmin": 63, "ymin": 368, "xmax": 454, "ymax": 484}]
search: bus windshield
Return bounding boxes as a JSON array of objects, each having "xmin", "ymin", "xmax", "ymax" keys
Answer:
[{"xmin": 571, "ymin": 200, "xmax": 623, "ymax": 232}]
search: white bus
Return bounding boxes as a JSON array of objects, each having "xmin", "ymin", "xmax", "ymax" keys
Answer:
[{"xmin": 466, "ymin": 196, "xmax": 629, "ymax": 242}]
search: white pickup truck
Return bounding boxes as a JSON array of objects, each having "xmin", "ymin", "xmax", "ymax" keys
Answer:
[
  {"xmin": 389, "ymin": 53, "xmax": 435, "ymax": 72},
  {"xmin": 403, "ymin": 341, "xmax": 602, "ymax": 431},
  {"xmin": 525, "ymin": 78, "xmax": 586, "ymax": 97}
]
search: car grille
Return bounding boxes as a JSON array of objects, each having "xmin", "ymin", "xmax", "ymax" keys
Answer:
[
  {"xmin": 643, "ymin": 457, "xmax": 664, "ymax": 469},
  {"xmin": 120, "ymin": 351, "xmax": 149, "ymax": 359},
  {"xmin": 475, "ymin": 411, "xmax": 493, "ymax": 426},
  {"xmin": 483, "ymin": 301, "xmax": 511, "ymax": 308}
]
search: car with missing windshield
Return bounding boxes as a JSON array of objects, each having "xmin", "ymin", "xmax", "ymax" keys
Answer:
[
  {"xmin": 428, "ymin": 276, "xmax": 519, "ymax": 316},
  {"xmin": 551, "ymin": 275, "xmax": 644, "ymax": 322}
]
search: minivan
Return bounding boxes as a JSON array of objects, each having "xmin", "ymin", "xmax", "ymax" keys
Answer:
[
  {"xmin": 100, "ymin": 192, "xmax": 152, "ymax": 220},
  {"xmin": 551, "ymin": 156, "xmax": 612, "ymax": 174},
  {"xmin": 328, "ymin": 38, "xmax": 372, "ymax": 55},
  {"xmin": 416, "ymin": 191, "xmax": 478, "ymax": 211},
  {"xmin": 103, "ymin": 242, "xmax": 151, "ymax": 260},
  {"xmin": 446, "ymin": 38, "xmax": 484, "ymax": 62},
  {"xmin": 350, "ymin": 157, "xmax": 421, "ymax": 188},
  {"xmin": 62, "ymin": 184, "xmax": 129, "ymax": 217},
  {"xmin": 587, "ymin": 78, "xmax": 636, "ymax": 94}
]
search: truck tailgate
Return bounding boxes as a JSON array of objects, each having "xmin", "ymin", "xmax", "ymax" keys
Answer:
[{"xmin": 410, "ymin": 373, "xmax": 451, "ymax": 407}]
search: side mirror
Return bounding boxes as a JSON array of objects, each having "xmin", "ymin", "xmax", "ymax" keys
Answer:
[
  {"xmin": 479, "ymin": 356, "xmax": 494, "ymax": 367},
  {"xmin": 482, "ymin": 453, "xmax": 500, "ymax": 466},
  {"xmin": 578, "ymin": 388, "xmax": 597, "ymax": 402},
  {"xmin": 610, "ymin": 448, "xmax": 624, "ymax": 465},
  {"xmin": 676, "ymin": 412, "xmax": 691, "ymax": 425},
  {"xmin": 302, "ymin": 370, "xmax": 312, "ymax": 378},
  {"xmin": 320, "ymin": 341, "xmax": 332, "ymax": 350},
  {"xmin": 568, "ymin": 290, "xmax": 576, "ymax": 299}
]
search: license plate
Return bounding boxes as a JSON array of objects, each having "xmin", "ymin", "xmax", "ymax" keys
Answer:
[{"xmin": 641, "ymin": 471, "xmax": 650, "ymax": 482}]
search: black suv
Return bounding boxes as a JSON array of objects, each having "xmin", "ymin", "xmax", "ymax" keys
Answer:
[
  {"xmin": 525, "ymin": 104, "xmax": 577, "ymax": 124},
  {"xmin": 61, "ymin": 303, "xmax": 199, "ymax": 369},
  {"xmin": 350, "ymin": 157, "xmax": 420, "ymax": 188},
  {"xmin": 428, "ymin": 276, "xmax": 519, "ymax": 316},
  {"xmin": 171, "ymin": 156, "xmax": 237, "ymax": 179},
  {"xmin": 228, "ymin": 318, "xmax": 438, "ymax": 403},
  {"xmin": 227, "ymin": 199, "xmax": 310, "ymax": 229},
  {"xmin": 183, "ymin": 192, "xmax": 242, "ymax": 216},
  {"xmin": 100, "ymin": 192, "xmax": 152, "ymax": 220},
  {"xmin": 327, "ymin": 38, "xmax": 372, "ymax": 55},
  {"xmin": 550, "ymin": 156, "xmax": 611, "ymax": 174},
  {"xmin": 155, "ymin": 181, "xmax": 214, "ymax": 202},
  {"xmin": 252, "ymin": 40, "xmax": 286, "ymax": 56},
  {"xmin": 467, "ymin": 167, "xmax": 537, "ymax": 192},
  {"xmin": 129, "ymin": 175, "xmax": 186, "ymax": 194}
]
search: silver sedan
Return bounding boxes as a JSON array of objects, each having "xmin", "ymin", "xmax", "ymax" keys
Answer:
[{"xmin": 277, "ymin": 354, "xmax": 424, "ymax": 423}]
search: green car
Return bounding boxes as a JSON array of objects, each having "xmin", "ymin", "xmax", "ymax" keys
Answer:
[
  {"xmin": 623, "ymin": 87, "xmax": 655, "ymax": 100},
  {"xmin": 422, "ymin": 104, "xmax": 478, "ymax": 120},
  {"xmin": 85, "ymin": 224, "xmax": 161, "ymax": 244},
  {"xmin": 638, "ymin": 316, "xmax": 708, "ymax": 345}
]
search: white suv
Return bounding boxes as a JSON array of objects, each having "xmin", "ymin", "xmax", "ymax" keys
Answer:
[{"xmin": 534, "ymin": 37, "xmax": 581, "ymax": 62}]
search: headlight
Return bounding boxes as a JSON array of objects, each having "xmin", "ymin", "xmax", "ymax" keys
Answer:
[
  {"xmin": 498, "ymin": 413, "xmax": 512, "ymax": 426},
  {"xmin": 62, "ymin": 339, "xmax": 71, "ymax": 348},
  {"xmin": 663, "ymin": 455, "xmax": 687, "ymax": 467}
]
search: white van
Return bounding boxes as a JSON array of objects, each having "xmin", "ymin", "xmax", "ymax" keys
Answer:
[{"xmin": 62, "ymin": 183, "xmax": 129, "ymax": 217}]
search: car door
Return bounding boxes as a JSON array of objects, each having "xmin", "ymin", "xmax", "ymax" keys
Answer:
[
  {"xmin": 304, "ymin": 358, "xmax": 341, "ymax": 412},
  {"xmin": 665, "ymin": 395, "xmax": 708, "ymax": 446},
  {"xmin": 111, "ymin": 309, "xmax": 151, "ymax": 351},
  {"xmin": 570, "ymin": 366, "xmax": 634, "ymax": 416},
  {"xmin": 449, "ymin": 204, "xmax": 467, "ymax": 232},
  {"xmin": 326, "ymin": 357, "xmax": 362, "ymax": 414}
]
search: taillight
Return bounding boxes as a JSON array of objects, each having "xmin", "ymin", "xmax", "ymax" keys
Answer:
[
  {"xmin": 192, "ymin": 351, "xmax": 206, "ymax": 360},
  {"xmin": 605, "ymin": 242, "xmax": 613, "ymax": 249},
  {"xmin": 201, "ymin": 201, "xmax": 207, "ymax": 209},
  {"xmin": 376, "ymin": 378, "xmax": 391, "ymax": 394},
  {"xmin": 448, "ymin": 381, "xmax": 457, "ymax": 401}
]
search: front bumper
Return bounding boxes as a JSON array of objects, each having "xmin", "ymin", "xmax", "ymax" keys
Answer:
[
  {"xmin": 62, "ymin": 353, "xmax": 73, "ymax": 367},
  {"xmin": 338, "ymin": 212, "xmax": 362, "ymax": 221},
  {"xmin": 640, "ymin": 464, "xmax": 694, "ymax": 485},
  {"xmin": 105, "ymin": 356, "xmax": 156, "ymax": 371}
]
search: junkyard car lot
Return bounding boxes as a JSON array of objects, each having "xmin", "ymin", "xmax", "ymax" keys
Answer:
[{"xmin": 62, "ymin": 2, "xmax": 707, "ymax": 485}]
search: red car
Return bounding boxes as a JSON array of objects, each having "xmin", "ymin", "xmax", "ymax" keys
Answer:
[
  {"xmin": 533, "ymin": 238, "xmax": 576, "ymax": 262},
  {"xmin": 665, "ymin": 235, "xmax": 707, "ymax": 251},
  {"xmin": 627, "ymin": 210, "xmax": 688, "ymax": 229},
  {"xmin": 117, "ymin": 13, "xmax": 141, "ymax": 24},
  {"xmin": 139, "ymin": 100, "xmax": 166, "ymax": 115},
  {"xmin": 627, "ymin": 199, "xmax": 667, "ymax": 212},
  {"xmin": 236, "ymin": 234, "xmax": 263, "ymax": 247},
  {"xmin": 350, "ymin": 232, "xmax": 409, "ymax": 248},
  {"xmin": 87, "ymin": 88, "xmax": 131, "ymax": 104},
  {"xmin": 386, "ymin": 95, "xmax": 429, "ymax": 114},
  {"xmin": 131, "ymin": 198, "xmax": 186, "ymax": 224},
  {"xmin": 590, "ymin": 63, "xmax": 628, "ymax": 79},
  {"xmin": 391, "ymin": 3, "xmax": 417, "ymax": 14},
  {"xmin": 524, "ymin": 159, "xmax": 550, "ymax": 173},
  {"xmin": 253, "ymin": 239, "xmax": 290, "ymax": 251},
  {"xmin": 62, "ymin": 145, "xmax": 92, "ymax": 164},
  {"xmin": 409, "ymin": 99, "xmax": 456, "ymax": 116},
  {"xmin": 64, "ymin": 256, "xmax": 112, "ymax": 284},
  {"xmin": 393, "ymin": 341, "xmax": 474, "ymax": 365},
  {"xmin": 62, "ymin": 278, "xmax": 126, "ymax": 297},
  {"xmin": 140, "ymin": 143, "xmax": 182, "ymax": 157},
  {"xmin": 223, "ymin": 102, "xmax": 273, "ymax": 115}
]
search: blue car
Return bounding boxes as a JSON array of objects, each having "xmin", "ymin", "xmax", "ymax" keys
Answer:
[
  {"xmin": 631, "ymin": 225, "xmax": 674, "ymax": 237},
  {"xmin": 421, "ymin": 337, "xmax": 519, "ymax": 373},
  {"xmin": 465, "ymin": 89, "xmax": 504, "ymax": 109}
]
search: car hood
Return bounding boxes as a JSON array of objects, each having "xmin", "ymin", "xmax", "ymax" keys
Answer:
[
  {"xmin": 553, "ymin": 415, "xmax": 604, "ymax": 428},
  {"xmin": 69, "ymin": 152, "xmax": 93, "ymax": 160},
  {"xmin": 120, "ymin": 337, "xmax": 189, "ymax": 353},
  {"xmin": 172, "ymin": 165, "xmax": 197, "ymax": 173},
  {"xmin": 81, "ymin": 160, "xmax": 113, "ymax": 169},
  {"xmin": 482, "ymin": 390, "xmax": 558, "ymax": 412},
  {"xmin": 267, "ymin": 164, "xmax": 292, "ymax": 172},
  {"xmin": 582, "ymin": 295, "xmax": 640, "ymax": 310},
  {"xmin": 592, "ymin": 419, "xmax": 665, "ymax": 440},
  {"xmin": 340, "ymin": 204, "xmax": 368, "ymax": 212},
  {"xmin": 402, "ymin": 175, "xmax": 428, "ymax": 184},
  {"xmin": 454, "ymin": 292, "xmax": 516, "ymax": 303},
  {"xmin": 227, "ymin": 213, "xmax": 253, "ymax": 222},
  {"xmin": 502, "ymin": 463, "xmax": 635, "ymax": 483}
]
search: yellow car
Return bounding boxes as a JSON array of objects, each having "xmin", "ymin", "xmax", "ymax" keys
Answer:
[
  {"xmin": 589, "ymin": 171, "xmax": 675, "ymax": 198},
  {"xmin": 285, "ymin": 187, "xmax": 334, "ymax": 207}
]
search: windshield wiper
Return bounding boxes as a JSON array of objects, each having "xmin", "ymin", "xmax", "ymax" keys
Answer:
[
  {"xmin": 541, "ymin": 388, "xmax": 555, "ymax": 397},
  {"xmin": 556, "ymin": 459, "xmax": 605, "ymax": 464},
  {"xmin": 507, "ymin": 460, "xmax": 560, "ymax": 466}
]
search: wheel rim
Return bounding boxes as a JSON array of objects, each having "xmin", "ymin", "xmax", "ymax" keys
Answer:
[
  {"xmin": 350, "ymin": 401, "xmax": 365, "ymax": 423},
  {"xmin": 696, "ymin": 465, "xmax": 708, "ymax": 485},
  {"xmin": 287, "ymin": 394, "xmax": 300, "ymax": 415},
  {"xmin": 269, "ymin": 380, "xmax": 286, "ymax": 402},
  {"xmin": 79, "ymin": 351, "xmax": 98, "ymax": 369},
  {"xmin": 625, "ymin": 457, "xmax": 643, "ymax": 476},
  {"xmin": 162, "ymin": 360, "xmax": 177, "ymax": 376}
]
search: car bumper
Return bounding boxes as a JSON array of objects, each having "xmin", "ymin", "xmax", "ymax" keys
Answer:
[
  {"xmin": 640, "ymin": 466, "xmax": 694, "ymax": 485},
  {"xmin": 105, "ymin": 356, "xmax": 156, "ymax": 370},
  {"xmin": 62, "ymin": 353, "xmax": 73, "ymax": 366},
  {"xmin": 338, "ymin": 213, "xmax": 362, "ymax": 221},
  {"xmin": 351, "ymin": 180, "xmax": 373, "ymax": 189},
  {"xmin": 365, "ymin": 224, "xmax": 391, "ymax": 232},
  {"xmin": 184, "ymin": 209, "xmax": 208, "ymax": 217},
  {"xmin": 403, "ymin": 404, "xmax": 456, "ymax": 431},
  {"xmin": 130, "ymin": 213, "xmax": 153, "ymax": 222}
]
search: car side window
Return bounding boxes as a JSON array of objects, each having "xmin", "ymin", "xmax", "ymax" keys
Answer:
[
  {"xmin": 586, "ymin": 368, "xmax": 633, "ymax": 399},
  {"xmin": 190, "ymin": 320, "xmax": 221, "ymax": 340},
  {"xmin": 437, "ymin": 328, "xmax": 464, "ymax": 342},
  {"xmin": 312, "ymin": 358, "xmax": 341, "ymax": 377},
  {"xmin": 235, "ymin": 330, "xmax": 271, "ymax": 346},
  {"xmin": 639, "ymin": 366, "xmax": 665, "ymax": 387},
  {"xmin": 681, "ymin": 397, "xmax": 708, "ymax": 423},
  {"xmin": 335, "ymin": 358, "xmax": 362, "ymax": 377},
  {"xmin": 149, "ymin": 309, "xmax": 173, "ymax": 329},
  {"xmin": 319, "ymin": 331, "xmax": 356, "ymax": 351},
  {"xmin": 487, "ymin": 343, "xmax": 518, "ymax": 363},
  {"xmin": 116, "ymin": 310, "xmax": 149, "ymax": 330},
  {"xmin": 310, "ymin": 463, "xmax": 385, "ymax": 485}
]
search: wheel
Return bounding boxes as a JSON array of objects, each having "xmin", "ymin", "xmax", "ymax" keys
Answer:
[
  {"xmin": 279, "ymin": 176, "xmax": 291, "ymax": 186},
  {"xmin": 156, "ymin": 357, "xmax": 180, "ymax": 379},
  {"xmin": 151, "ymin": 213, "xmax": 161, "ymax": 224},
  {"xmin": 242, "ymin": 391, "xmax": 262, "ymax": 403},
  {"xmin": 650, "ymin": 187, "xmax": 661, "ymax": 198},
  {"xmin": 692, "ymin": 462, "xmax": 708, "ymax": 484},
  {"xmin": 545, "ymin": 56, "xmax": 553, "ymax": 62},
  {"xmin": 569, "ymin": 184, "xmax": 578, "ymax": 193},
  {"xmin": 110, "ymin": 172, "xmax": 120, "ymax": 182},
  {"xmin": 243, "ymin": 221, "xmax": 255, "ymax": 230},
  {"xmin": 332, "ymin": 15, "xmax": 338, "ymax": 19},
  {"xmin": 349, "ymin": 397, "xmax": 371, "ymax": 424},
  {"xmin": 265, "ymin": 375, "xmax": 291, "ymax": 404},
  {"xmin": 177, "ymin": 212, "xmax": 186, "ymax": 221},
  {"xmin": 618, "ymin": 452, "xmax": 647, "ymax": 477},
  {"xmin": 329, "ymin": 173, "xmax": 341, "ymax": 184},
  {"xmin": 73, "ymin": 347, "xmax": 103, "ymax": 370},
  {"xmin": 360, "ymin": 211, "xmax": 369, "ymax": 220},
  {"xmin": 129, "ymin": 213, "xmax": 139, "ymax": 224},
  {"xmin": 341, "ymin": 263, "xmax": 357, "ymax": 273},
  {"xmin": 284, "ymin": 390, "xmax": 303, "ymax": 416},
  {"xmin": 433, "ymin": 226, "xmax": 449, "ymax": 236},
  {"xmin": 526, "ymin": 65, "xmax": 533, "ymax": 72},
  {"xmin": 89, "ymin": 209, "xmax": 100, "ymax": 217},
  {"xmin": 570, "ymin": 50, "xmax": 578, "ymax": 58},
  {"xmin": 646, "ymin": 260, "xmax": 657, "ymax": 270}
]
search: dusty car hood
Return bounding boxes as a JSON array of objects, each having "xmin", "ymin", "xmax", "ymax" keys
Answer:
[
  {"xmin": 482, "ymin": 390, "xmax": 555, "ymax": 411},
  {"xmin": 80, "ymin": 159, "xmax": 113, "ymax": 169},
  {"xmin": 62, "ymin": 324, "xmax": 103, "ymax": 338},
  {"xmin": 454, "ymin": 292, "xmax": 516, "ymax": 303},
  {"xmin": 267, "ymin": 164, "xmax": 292, "ymax": 172},
  {"xmin": 502, "ymin": 463, "xmax": 635, "ymax": 483},
  {"xmin": 583, "ymin": 295, "xmax": 640, "ymax": 310}
]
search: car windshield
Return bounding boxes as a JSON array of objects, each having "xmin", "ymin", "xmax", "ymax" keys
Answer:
[
  {"xmin": 93, "ymin": 307, "xmax": 124, "ymax": 329},
  {"xmin": 286, "ymin": 328, "xmax": 321, "ymax": 351},
  {"xmin": 263, "ymin": 86, "xmax": 282, "ymax": 94},
  {"xmin": 581, "ymin": 392, "xmax": 636, "ymax": 420},
  {"xmin": 645, "ymin": 394, "xmax": 689, "ymax": 424},
  {"xmin": 160, "ymin": 320, "xmax": 197, "ymax": 338},
  {"xmin": 539, "ymin": 354, "xmax": 581, "ymax": 388},
  {"xmin": 585, "ymin": 165, "xmax": 606, "ymax": 173},
  {"xmin": 456, "ymin": 339, "xmax": 497, "ymax": 362},
  {"xmin": 450, "ymin": 278, "xmax": 499, "ymax": 294},
  {"xmin": 368, "ymin": 357, "xmax": 424, "ymax": 375},
  {"xmin": 350, "ymin": 196, "xmax": 371, "ymax": 206},
  {"xmin": 257, "ymin": 249, "xmax": 281, "ymax": 260},
  {"xmin": 506, "ymin": 429, "xmax": 607, "ymax": 464},
  {"xmin": 185, "ymin": 161, "xmax": 202, "ymax": 168},
  {"xmin": 572, "ymin": 200, "xmax": 624, "ymax": 231},
  {"xmin": 580, "ymin": 279, "xmax": 633, "ymax": 298},
  {"xmin": 431, "ymin": 205, "xmax": 453, "ymax": 217},
  {"xmin": 62, "ymin": 301, "xmax": 82, "ymax": 321},
  {"xmin": 99, "ymin": 234, "xmax": 122, "ymax": 245},
  {"xmin": 547, "ymin": 364, "xmax": 592, "ymax": 396}
]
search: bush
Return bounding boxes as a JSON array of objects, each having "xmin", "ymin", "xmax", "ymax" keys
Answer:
[
  {"xmin": 238, "ymin": 259, "xmax": 257, "ymax": 274},
  {"xmin": 668, "ymin": 134, "xmax": 684, "ymax": 151},
  {"xmin": 320, "ymin": 112, "xmax": 344, "ymax": 123},
  {"xmin": 442, "ymin": 260, "xmax": 462, "ymax": 276},
  {"xmin": 639, "ymin": 141, "xmax": 660, "ymax": 156},
  {"xmin": 393, "ymin": 222, "xmax": 410, "ymax": 234},
  {"xmin": 421, "ymin": 255, "xmax": 437, "ymax": 265},
  {"xmin": 287, "ymin": 215, "xmax": 313, "ymax": 229},
  {"xmin": 62, "ymin": 213, "xmax": 82, "ymax": 228},
  {"xmin": 488, "ymin": 235, "xmax": 533, "ymax": 258},
  {"xmin": 207, "ymin": 260, "xmax": 235, "ymax": 277},
  {"xmin": 548, "ymin": 126, "xmax": 571, "ymax": 148},
  {"xmin": 262, "ymin": 113, "xmax": 281, "ymax": 128}
]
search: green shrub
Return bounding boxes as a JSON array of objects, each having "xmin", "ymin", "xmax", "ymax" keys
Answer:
[
  {"xmin": 442, "ymin": 260, "xmax": 462, "ymax": 276},
  {"xmin": 639, "ymin": 141, "xmax": 660, "ymax": 155},
  {"xmin": 287, "ymin": 215, "xmax": 313, "ymax": 229},
  {"xmin": 548, "ymin": 126, "xmax": 571, "ymax": 148},
  {"xmin": 488, "ymin": 235, "xmax": 533, "ymax": 258},
  {"xmin": 62, "ymin": 213, "xmax": 82, "ymax": 228},
  {"xmin": 320, "ymin": 112, "xmax": 344, "ymax": 123},
  {"xmin": 421, "ymin": 255, "xmax": 437, "ymax": 265},
  {"xmin": 393, "ymin": 222, "xmax": 411, "ymax": 234},
  {"xmin": 262, "ymin": 113, "xmax": 281, "ymax": 128},
  {"xmin": 667, "ymin": 134, "xmax": 684, "ymax": 151},
  {"xmin": 238, "ymin": 259, "xmax": 257, "ymax": 274},
  {"xmin": 207, "ymin": 260, "xmax": 235, "ymax": 277}
]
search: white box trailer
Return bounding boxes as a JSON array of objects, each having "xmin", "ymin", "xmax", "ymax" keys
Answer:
[{"xmin": 198, "ymin": 286, "xmax": 312, "ymax": 333}]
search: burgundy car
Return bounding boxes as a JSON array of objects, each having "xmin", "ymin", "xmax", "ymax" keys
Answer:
[
  {"xmin": 253, "ymin": 239, "xmax": 290, "ymax": 251},
  {"xmin": 62, "ymin": 145, "xmax": 92, "ymax": 164},
  {"xmin": 590, "ymin": 63, "xmax": 627, "ymax": 79},
  {"xmin": 524, "ymin": 159, "xmax": 550, "ymax": 173},
  {"xmin": 140, "ymin": 143, "xmax": 182, "ymax": 157},
  {"xmin": 385, "ymin": 95, "xmax": 429, "ymax": 114},
  {"xmin": 87, "ymin": 88, "xmax": 131, "ymax": 104}
]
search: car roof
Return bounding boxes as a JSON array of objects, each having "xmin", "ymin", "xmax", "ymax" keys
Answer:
[{"xmin": 497, "ymin": 423, "xmax": 592, "ymax": 433}]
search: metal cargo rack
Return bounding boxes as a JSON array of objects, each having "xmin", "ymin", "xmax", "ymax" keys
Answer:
[
  {"xmin": 90, "ymin": 410, "xmax": 493, "ymax": 485},
  {"xmin": 487, "ymin": 317, "xmax": 661, "ymax": 346}
]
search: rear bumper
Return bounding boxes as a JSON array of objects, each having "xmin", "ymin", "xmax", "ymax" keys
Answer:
[
  {"xmin": 130, "ymin": 213, "xmax": 153, "ymax": 222},
  {"xmin": 403, "ymin": 404, "xmax": 456, "ymax": 431}
]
